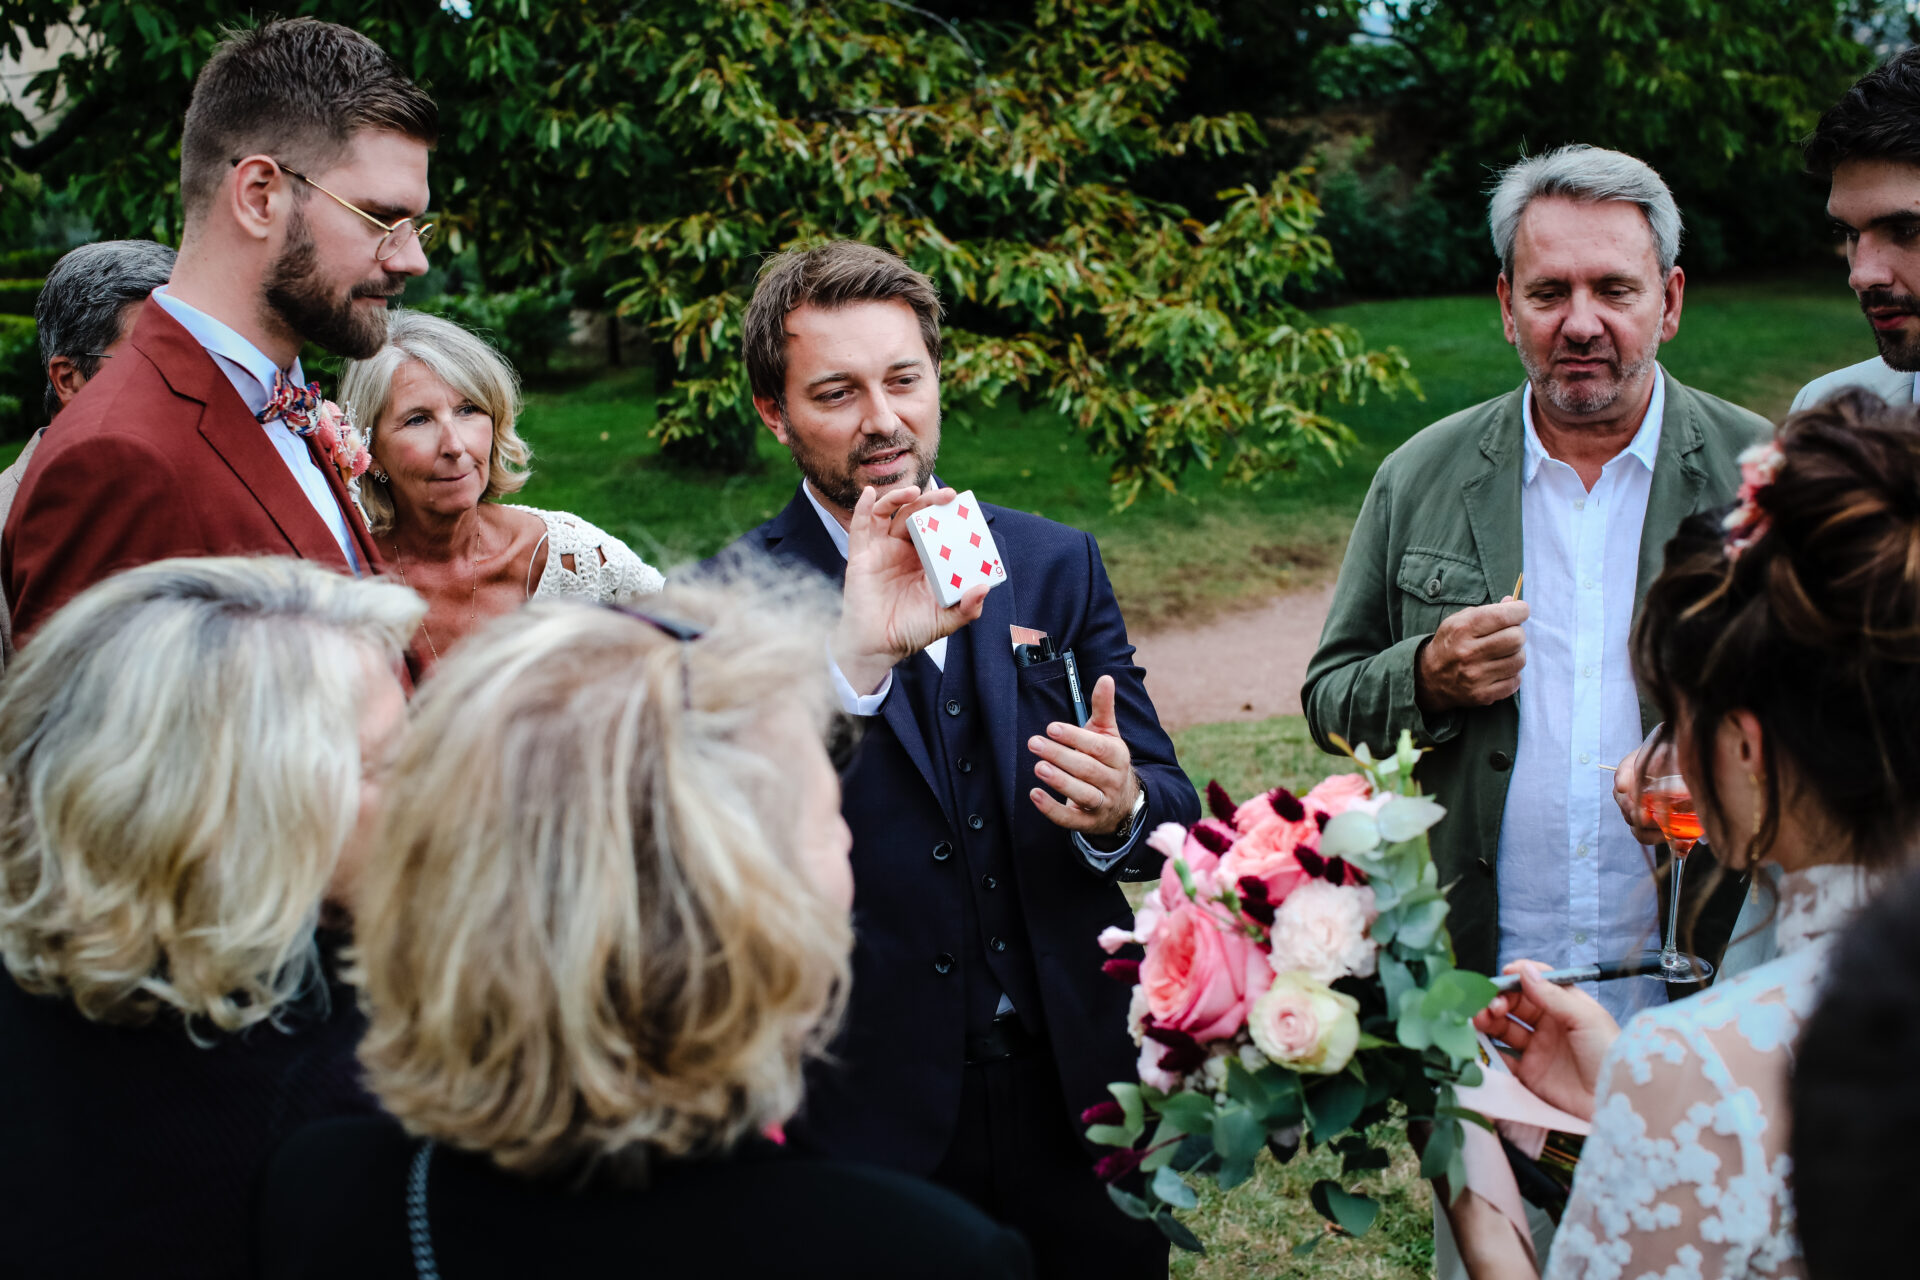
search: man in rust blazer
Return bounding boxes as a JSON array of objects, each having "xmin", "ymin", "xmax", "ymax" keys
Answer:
[{"xmin": 3, "ymin": 19, "xmax": 438, "ymax": 641}]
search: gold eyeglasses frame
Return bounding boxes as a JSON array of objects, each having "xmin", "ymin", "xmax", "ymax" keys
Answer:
[{"xmin": 231, "ymin": 156, "xmax": 435, "ymax": 263}]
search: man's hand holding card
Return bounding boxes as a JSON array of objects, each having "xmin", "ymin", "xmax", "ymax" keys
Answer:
[{"xmin": 831, "ymin": 485, "xmax": 993, "ymax": 696}]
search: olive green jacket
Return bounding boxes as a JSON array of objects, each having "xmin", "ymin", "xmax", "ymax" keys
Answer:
[{"xmin": 1302, "ymin": 373, "xmax": 1769, "ymax": 975}]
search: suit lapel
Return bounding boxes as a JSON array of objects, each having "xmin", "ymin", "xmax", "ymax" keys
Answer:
[
  {"xmin": 306, "ymin": 435, "xmax": 386, "ymax": 573},
  {"xmin": 762, "ymin": 492, "xmax": 946, "ymax": 807},
  {"xmin": 1459, "ymin": 387, "xmax": 1526, "ymax": 607},
  {"xmin": 967, "ymin": 507, "xmax": 1022, "ymax": 823},
  {"xmin": 1636, "ymin": 372, "xmax": 1706, "ymax": 606},
  {"xmin": 135, "ymin": 303, "xmax": 353, "ymax": 571}
]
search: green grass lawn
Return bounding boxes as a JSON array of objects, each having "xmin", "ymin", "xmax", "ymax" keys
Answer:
[{"xmin": 506, "ymin": 271, "xmax": 1870, "ymax": 630}]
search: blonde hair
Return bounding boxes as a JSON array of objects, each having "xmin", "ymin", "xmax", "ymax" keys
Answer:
[
  {"xmin": 354, "ymin": 564, "xmax": 851, "ymax": 1178},
  {"xmin": 336, "ymin": 309, "xmax": 533, "ymax": 534},
  {"xmin": 0, "ymin": 557, "xmax": 424, "ymax": 1032}
]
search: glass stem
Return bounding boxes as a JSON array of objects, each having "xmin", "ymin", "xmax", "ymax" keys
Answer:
[{"xmin": 1663, "ymin": 849, "xmax": 1686, "ymax": 967}]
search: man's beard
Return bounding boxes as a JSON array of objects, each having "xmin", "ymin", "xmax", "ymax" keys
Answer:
[
  {"xmin": 1519, "ymin": 335, "xmax": 1661, "ymax": 418},
  {"xmin": 263, "ymin": 212, "xmax": 403, "ymax": 359},
  {"xmin": 784, "ymin": 413, "xmax": 939, "ymax": 511},
  {"xmin": 1860, "ymin": 287, "xmax": 1920, "ymax": 371}
]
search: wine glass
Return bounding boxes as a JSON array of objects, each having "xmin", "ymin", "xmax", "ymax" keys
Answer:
[{"xmin": 1636, "ymin": 724, "xmax": 1715, "ymax": 984}]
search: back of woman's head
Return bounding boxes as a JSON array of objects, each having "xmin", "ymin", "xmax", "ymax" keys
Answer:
[
  {"xmin": 1633, "ymin": 390, "xmax": 1920, "ymax": 868},
  {"xmin": 353, "ymin": 564, "xmax": 850, "ymax": 1180},
  {"xmin": 0, "ymin": 556, "xmax": 423, "ymax": 1031},
  {"xmin": 1790, "ymin": 865, "xmax": 1920, "ymax": 1278}
]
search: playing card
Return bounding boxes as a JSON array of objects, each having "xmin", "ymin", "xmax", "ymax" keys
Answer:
[{"xmin": 905, "ymin": 490, "xmax": 1009, "ymax": 607}]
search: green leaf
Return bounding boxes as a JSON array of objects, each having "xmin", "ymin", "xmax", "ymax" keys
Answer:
[
  {"xmin": 1310, "ymin": 1180, "xmax": 1381, "ymax": 1236},
  {"xmin": 1140, "ymin": 1118, "xmax": 1182, "ymax": 1172},
  {"xmin": 1394, "ymin": 895, "xmax": 1452, "ymax": 951},
  {"xmin": 1155, "ymin": 1091, "xmax": 1217, "ymax": 1136},
  {"xmin": 1086, "ymin": 1124, "xmax": 1136, "ymax": 1148},
  {"xmin": 1212, "ymin": 1105, "xmax": 1266, "ymax": 1164},
  {"xmin": 1107, "ymin": 1185, "xmax": 1152, "ymax": 1220},
  {"xmin": 1419, "ymin": 1116, "xmax": 1461, "ymax": 1181},
  {"xmin": 1170, "ymin": 1132, "xmax": 1215, "ymax": 1172},
  {"xmin": 1292, "ymin": 1232, "xmax": 1324, "ymax": 1257},
  {"xmin": 1431, "ymin": 1014, "xmax": 1481, "ymax": 1063},
  {"xmin": 1155, "ymin": 1211, "xmax": 1207, "ymax": 1254},
  {"xmin": 1375, "ymin": 794, "xmax": 1446, "ymax": 842},
  {"xmin": 1438, "ymin": 1104, "xmax": 1497, "ymax": 1133},
  {"xmin": 1378, "ymin": 951, "xmax": 1416, "ymax": 1010},
  {"xmin": 1111, "ymin": 1082, "xmax": 1145, "ymax": 1134},
  {"xmin": 1224, "ymin": 1057, "xmax": 1270, "ymax": 1111},
  {"xmin": 1152, "ymin": 1166, "xmax": 1199, "ymax": 1209},
  {"xmin": 1318, "ymin": 811, "xmax": 1380, "ymax": 858},
  {"xmin": 1217, "ymin": 1153, "xmax": 1257, "ymax": 1190},
  {"xmin": 1304, "ymin": 1073, "xmax": 1367, "ymax": 1138},
  {"xmin": 1335, "ymin": 1135, "xmax": 1393, "ymax": 1173}
]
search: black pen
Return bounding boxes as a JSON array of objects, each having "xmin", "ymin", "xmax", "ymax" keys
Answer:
[
  {"xmin": 1490, "ymin": 955, "xmax": 1684, "ymax": 995},
  {"xmin": 1060, "ymin": 648, "xmax": 1090, "ymax": 727}
]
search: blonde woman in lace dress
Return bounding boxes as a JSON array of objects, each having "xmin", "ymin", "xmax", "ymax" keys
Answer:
[
  {"xmin": 1444, "ymin": 392, "xmax": 1920, "ymax": 1280},
  {"xmin": 337, "ymin": 310, "xmax": 663, "ymax": 671}
]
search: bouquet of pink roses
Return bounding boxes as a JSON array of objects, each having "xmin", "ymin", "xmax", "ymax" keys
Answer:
[{"xmin": 1085, "ymin": 732, "xmax": 1494, "ymax": 1254}]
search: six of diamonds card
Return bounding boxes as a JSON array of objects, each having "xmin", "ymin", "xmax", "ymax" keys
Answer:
[{"xmin": 905, "ymin": 490, "xmax": 1009, "ymax": 606}]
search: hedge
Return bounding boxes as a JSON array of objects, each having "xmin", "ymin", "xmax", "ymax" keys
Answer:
[
  {"xmin": 0, "ymin": 315, "xmax": 43, "ymax": 440},
  {"xmin": 0, "ymin": 279, "xmax": 43, "ymax": 318}
]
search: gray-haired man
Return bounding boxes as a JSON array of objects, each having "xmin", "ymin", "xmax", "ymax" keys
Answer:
[
  {"xmin": 1306, "ymin": 145, "xmax": 1765, "ymax": 1013},
  {"xmin": 0, "ymin": 240, "xmax": 178, "ymax": 656}
]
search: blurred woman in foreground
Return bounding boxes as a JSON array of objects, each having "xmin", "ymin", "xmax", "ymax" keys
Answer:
[
  {"xmin": 1447, "ymin": 391, "xmax": 1920, "ymax": 1279},
  {"xmin": 257, "ymin": 570, "xmax": 1032, "ymax": 1278},
  {"xmin": 0, "ymin": 557, "xmax": 421, "ymax": 1279}
]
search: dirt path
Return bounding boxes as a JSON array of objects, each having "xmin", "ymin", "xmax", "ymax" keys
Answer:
[{"xmin": 1132, "ymin": 581, "xmax": 1338, "ymax": 732}]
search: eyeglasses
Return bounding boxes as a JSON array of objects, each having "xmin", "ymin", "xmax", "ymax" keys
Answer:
[
  {"xmin": 604, "ymin": 604, "xmax": 707, "ymax": 710},
  {"xmin": 233, "ymin": 157, "xmax": 435, "ymax": 263}
]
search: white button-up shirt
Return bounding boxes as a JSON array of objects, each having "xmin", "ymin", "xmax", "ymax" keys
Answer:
[
  {"xmin": 150, "ymin": 288, "xmax": 360, "ymax": 570},
  {"xmin": 1495, "ymin": 372, "xmax": 1666, "ymax": 1022}
]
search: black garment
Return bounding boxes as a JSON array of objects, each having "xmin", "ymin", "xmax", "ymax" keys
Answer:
[
  {"xmin": 257, "ymin": 1117, "xmax": 1034, "ymax": 1279},
  {"xmin": 933, "ymin": 1045, "xmax": 1169, "ymax": 1280},
  {"xmin": 0, "ymin": 938, "xmax": 376, "ymax": 1280}
]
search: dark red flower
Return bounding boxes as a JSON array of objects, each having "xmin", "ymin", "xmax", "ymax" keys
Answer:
[
  {"xmin": 1191, "ymin": 820, "xmax": 1235, "ymax": 855},
  {"xmin": 1094, "ymin": 1147, "xmax": 1146, "ymax": 1183},
  {"xmin": 1206, "ymin": 780, "xmax": 1238, "ymax": 822},
  {"xmin": 1266, "ymin": 787, "xmax": 1306, "ymax": 822},
  {"xmin": 1103, "ymin": 958, "xmax": 1142, "ymax": 985},
  {"xmin": 1296, "ymin": 847, "xmax": 1327, "ymax": 879},
  {"xmin": 1082, "ymin": 1099, "xmax": 1126, "ymax": 1127},
  {"xmin": 1314, "ymin": 811, "xmax": 1330, "ymax": 831},
  {"xmin": 1144, "ymin": 1025, "xmax": 1207, "ymax": 1075},
  {"xmin": 1237, "ymin": 876, "xmax": 1276, "ymax": 925},
  {"xmin": 1326, "ymin": 857, "xmax": 1368, "ymax": 887}
]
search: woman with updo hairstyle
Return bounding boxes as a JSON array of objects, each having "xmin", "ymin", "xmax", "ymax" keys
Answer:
[
  {"xmin": 1439, "ymin": 390, "xmax": 1920, "ymax": 1280},
  {"xmin": 256, "ymin": 570, "xmax": 1031, "ymax": 1279},
  {"xmin": 0, "ymin": 557, "xmax": 420, "ymax": 1280}
]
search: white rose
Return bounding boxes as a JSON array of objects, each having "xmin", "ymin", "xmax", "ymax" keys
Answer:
[{"xmin": 1267, "ymin": 880, "xmax": 1379, "ymax": 985}]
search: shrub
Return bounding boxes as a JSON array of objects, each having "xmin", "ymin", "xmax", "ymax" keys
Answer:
[
  {"xmin": 0, "ymin": 248, "xmax": 63, "ymax": 278},
  {"xmin": 1312, "ymin": 159, "xmax": 1485, "ymax": 300},
  {"xmin": 0, "ymin": 315, "xmax": 44, "ymax": 440},
  {"xmin": 414, "ymin": 289, "xmax": 574, "ymax": 379},
  {"xmin": 0, "ymin": 279, "xmax": 43, "ymax": 318}
]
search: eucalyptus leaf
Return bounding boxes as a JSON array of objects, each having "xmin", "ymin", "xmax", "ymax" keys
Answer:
[
  {"xmin": 1217, "ymin": 1153, "xmax": 1257, "ymax": 1190},
  {"xmin": 1111, "ymin": 1082, "xmax": 1145, "ymax": 1134},
  {"xmin": 1140, "ymin": 1118, "xmax": 1182, "ymax": 1172},
  {"xmin": 1107, "ymin": 1185, "xmax": 1152, "ymax": 1221},
  {"xmin": 1375, "ymin": 793, "xmax": 1446, "ymax": 842},
  {"xmin": 1170, "ymin": 1132, "xmax": 1215, "ymax": 1172},
  {"xmin": 1086, "ymin": 1124, "xmax": 1136, "ymax": 1148},
  {"xmin": 1318, "ymin": 811, "xmax": 1380, "ymax": 859},
  {"xmin": 1152, "ymin": 1166, "xmax": 1199, "ymax": 1209},
  {"xmin": 1292, "ymin": 1233, "xmax": 1324, "ymax": 1257},
  {"xmin": 1395, "ymin": 896, "xmax": 1451, "ymax": 951},
  {"xmin": 1156, "ymin": 1212, "xmax": 1207, "ymax": 1254},
  {"xmin": 1155, "ymin": 1091, "xmax": 1217, "ymax": 1136},
  {"xmin": 1224, "ymin": 1058, "xmax": 1270, "ymax": 1112},
  {"xmin": 1304, "ymin": 1073, "xmax": 1366, "ymax": 1138},
  {"xmin": 1378, "ymin": 951, "xmax": 1415, "ymax": 1009},
  {"xmin": 1310, "ymin": 1180, "xmax": 1381, "ymax": 1236},
  {"xmin": 1419, "ymin": 1115, "xmax": 1460, "ymax": 1181},
  {"xmin": 1213, "ymin": 1106, "xmax": 1266, "ymax": 1163}
]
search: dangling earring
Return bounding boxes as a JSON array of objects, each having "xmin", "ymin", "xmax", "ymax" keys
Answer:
[
  {"xmin": 1746, "ymin": 769, "xmax": 1764, "ymax": 877},
  {"xmin": 372, "ymin": 466, "xmax": 389, "ymax": 484}
]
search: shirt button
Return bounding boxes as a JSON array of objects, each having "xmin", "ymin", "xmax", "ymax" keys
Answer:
[
  {"xmin": 1581, "ymin": 665, "xmax": 1594, "ymax": 678},
  {"xmin": 944, "ymin": 699, "xmax": 962, "ymax": 717},
  {"xmin": 1574, "ymin": 931, "xmax": 1589, "ymax": 945},
  {"xmin": 933, "ymin": 953, "xmax": 955, "ymax": 975},
  {"xmin": 957, "ymin": 757, "xmax": 974, "ymax": 774},
  {"xmin": 990, "ymin": 937, "xmax": 1008, "ymax": 953},
  {"xmin": 1576, "ymin": 843, "xmax": 1590, "ymax": 859},
  {"xmin": 932, "ymin": 841, "xmax": 953, "ymax": 863},
  {"xmin": 1583, "ymin": 578, "xmax": 1596, "ymax": 590},
  {"xmin": 1574, "ymin": 497, "xmax": 1586, "ymax": 511},
  {"xmin": 1578, "ymin": 752, "xmax": 1592, "ymax": 765},
  {"xmin": 982, "ymin": 875, "xmax": 998, "ymax": 890},
  {"xmin": 968, "ymin": 814, "xmax": 985, "ymax": 831}
]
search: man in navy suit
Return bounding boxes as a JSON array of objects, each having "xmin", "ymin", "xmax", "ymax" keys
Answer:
[{"xmin": 725, "ymin": 242, "xmax": 1199, "ymax": 1277}]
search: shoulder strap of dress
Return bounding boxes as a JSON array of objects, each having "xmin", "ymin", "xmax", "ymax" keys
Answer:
[
  {"xmin": 407, "ymin": 1139, "xmax": 442, "ymax": 1280},
  {"xmin": 526, "ymin": 529, "xmax": 550, "ymax": 600}
]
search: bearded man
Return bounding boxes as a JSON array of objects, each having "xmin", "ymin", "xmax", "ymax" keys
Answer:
[
  {"xmin": 3, "ymin": 18, "xmax": 435, "ymax": 641},
  {"xmin": 1305, "ymin": 146, "xmax": 1766, "ymax": 1023},
  {"xmin": 1792, "ymin": 46, "xmax": 1920, "ymax": 411}
]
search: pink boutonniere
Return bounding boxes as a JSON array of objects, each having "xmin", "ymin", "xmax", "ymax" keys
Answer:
[{"xmin": 315, "ymin": 399, "xmax": 374, "ymax": 514}]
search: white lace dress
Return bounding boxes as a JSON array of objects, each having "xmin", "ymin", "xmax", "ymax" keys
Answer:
[
  {"xmin": 508, "ymin": 506, "xmax": 664, "ymax": 604},
  {"xmin": 1542, "ymin": 864, "xmax": 1876, "ymax": 1280}
]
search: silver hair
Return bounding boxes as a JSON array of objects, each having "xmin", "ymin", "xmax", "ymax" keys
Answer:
[
  {"xmin": 1488, "ymin": 144, "xmax": 1683, "ymax": 279},
  {"xmin": 33, "ymin": 240, "xmax": 177, "ymax": 420}
]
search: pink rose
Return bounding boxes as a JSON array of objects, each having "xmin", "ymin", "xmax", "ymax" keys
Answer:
[
  {"xmin": 1145, "ymin": 822, "xmax": 1187, "ymax": 863},
  {"xmin": 1153, "ymin": 820, "xmax": 1230, "ymax": 910},
  {"xmin": 1267, "ymin": 880, "xmax": 1379, "ymax": 984},
  {"xmin": 1140, "ymin": 901, "xmax": 1272, "ymax": 1042},
  {"xmin": 1303, "ymin": 773, "xmax": 1373, "ymax": 820},
  {"xmin": 349, "ymin": 443, "xmax": 371, "ymax": 478},
  {"xmin": 1217, "ymin": 816, "xmax": 1315, "ymax": 905},
  {"xmin": 1248, "ymin": 971, "xmax": 1361, "ymax": 1075}
]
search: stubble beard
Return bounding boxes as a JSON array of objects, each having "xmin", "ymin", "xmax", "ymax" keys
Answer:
[
  {"xmin": 1861, "ymin": 289, "xmax": 1920, "ymax": 372},
  {"xmin": 785, "ymin": 411, "xmax": 940, "ymax": 512},
  {"xmin": 1520, "ymin": 338, "xmax": 1662, "ymax": 419},
  {"xmin": 262, "ymin": 210, "xmax": 401, "ymax": 360}
]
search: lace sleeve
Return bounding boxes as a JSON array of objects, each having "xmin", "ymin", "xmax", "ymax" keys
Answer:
[
  {"xmin": 597, "ymin": 536, "xmax": 665, "ymax": 604},
  {"xmin": 1542, "ymin": 982, "xmax": 1803, "ymax": 1280},
  {"xmin": 519, "ymin": 507, "xmax": 665, "ymax": 605}
]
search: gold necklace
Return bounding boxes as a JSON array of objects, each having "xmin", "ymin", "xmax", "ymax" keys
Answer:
[{"xmin": 389, "ymin": 530, "xmax": 480, "ymax": 663}]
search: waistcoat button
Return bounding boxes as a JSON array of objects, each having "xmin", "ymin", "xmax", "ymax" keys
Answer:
[
  {"xmin": 1489, "ymin": 750, "xmax": 1513, "ymax": 771},
  {"xmin": 957, "ymin": 757, "xmax": 974, "ymax": 774},
  {"xmin": 967, "ymin": 814, "xmax": 985, "ymax": 831},
  {"xmin": 982, "ymin": 875, "xmax": 998, "ymax": 890},
  {"xmin": 932, "ymin": 841, "xmax": 953, "ymax": 863},
  {"xmin": 990, "ymin": 937, "xmax": 1007, "ymax": 953},
  {"xmin": 945, "ymin": 699, "xmax": 962, "ymax": 717},
  {"xmin": 933, "ymin": 953, "xmax": 955, "ymax": 975}
]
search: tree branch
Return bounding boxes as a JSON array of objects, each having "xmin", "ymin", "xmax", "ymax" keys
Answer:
[{"xmin": 8, "ymin": 91, "xmax": 109, "ymax": 172}]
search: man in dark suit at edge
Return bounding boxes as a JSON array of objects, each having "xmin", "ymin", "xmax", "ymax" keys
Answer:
[
  {"xmin": 725, "ymin": 241, "xmax": 1200, "ymax": 1278},
  {"xmin": 3, "ymin": 18, "xmax": 436, "ymax": 642}
]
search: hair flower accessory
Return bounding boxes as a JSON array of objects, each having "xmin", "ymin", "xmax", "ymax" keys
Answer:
[{"xmin": 1723, "ymin": 440, "xmax": 1784, "ymax": 561}]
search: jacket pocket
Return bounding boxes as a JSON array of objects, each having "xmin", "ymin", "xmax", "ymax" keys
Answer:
[{"xmin": 1394, "ymin": 547, "xmax": 1490, "ymax": 637}]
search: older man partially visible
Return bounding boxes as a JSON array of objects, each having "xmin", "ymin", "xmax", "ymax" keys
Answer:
[
  {"xmin": 1306, "ymin": 145, "xmax": 1766, "ymax": 1014},
  {"xmin": 0, "ymin": 240, "xmax": 179, "ymax": 660}
]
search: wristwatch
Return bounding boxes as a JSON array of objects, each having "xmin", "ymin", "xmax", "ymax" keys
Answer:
[{"xmin": 1110, "ymin": 778, "xmax": 1148, "ymax": 843}]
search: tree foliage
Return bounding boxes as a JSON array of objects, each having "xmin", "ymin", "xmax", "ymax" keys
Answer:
[{"xmin": 1, "ymin": 0, "xmax": 1416, "ymax": 500}]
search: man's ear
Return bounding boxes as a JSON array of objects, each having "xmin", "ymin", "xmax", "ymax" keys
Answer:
[
  {"xmin": 752, "ymin": 394, "xmax": 789, "ymax": 441},
  {"xmin": 1660, "ymin": 266, "xmax": 1686, "ymax": 342},
  {"xmin": 228, "ymin": 155, "xmax": 284, "ymax": 244},
  {"xmin": 45, "ymin": 355, "xmax": 88, "ymax": 408},
  {"xmin": 1496, "ymin": 272, "xmax": 1517, "ymax": 346}
]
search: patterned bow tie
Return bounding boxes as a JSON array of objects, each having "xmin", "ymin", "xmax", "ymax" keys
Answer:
[{"xmin": 257, "ymin": 370, "xmax": 326, "ymax": 436}]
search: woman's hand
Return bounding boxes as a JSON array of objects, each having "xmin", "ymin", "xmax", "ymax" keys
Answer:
[
  {"xmin": 1471, "ymin": 961, "xmax": 1620, "ymax": 1122},
  {"xmin": 1612, "ymin": 745, "xmax": 1665, "ymax": 845}
]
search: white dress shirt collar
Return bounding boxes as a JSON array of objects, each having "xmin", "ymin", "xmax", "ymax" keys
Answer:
[
  {"xmin": 1520, "ymin": 367, "xmax": 1666, "ymax": 487},
  {"xmin": 150, "ymin": 286, "xmax": 304, "ymax": 418},
  {"xmin": 801, "ymin": 480, "xmax": 853, "ymax": 560}
]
